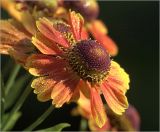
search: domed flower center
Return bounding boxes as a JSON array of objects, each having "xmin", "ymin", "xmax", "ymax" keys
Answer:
[{"xmin": 68, "ymin": 40, "xmax": 111, "ymax": 84}]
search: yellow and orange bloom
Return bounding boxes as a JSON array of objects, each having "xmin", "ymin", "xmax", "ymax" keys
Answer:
[
  {"xmin": 1, "ymin": 0, "xmax": 59, "ymax": 35},
  {"xmin": 73, "ymin": 94, "xmax": 140, "ymax": 131},
  {"xmin": 62, "ymin": 0, "xmax": 118, "ymax": 56},
  {"xmin": 0, "ymin": 0, "xmax": 59, "ymax": 65},
  {"xmin": 25, "ymin": 10, "xmax": 130, "ymax": 128},
  {"xmin": 0, "ymin": 19, "xmax": 35, "ymax": 66}
]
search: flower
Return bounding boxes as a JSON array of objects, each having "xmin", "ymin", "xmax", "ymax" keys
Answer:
[
  {"xmin": 0, "ymin": 19, "xmax": 35, "ymax": 66},
  {"xmin": 72, "ymin": 94, "xmax": 140, "ymax": 131},
  {"xmin": 0, "ymin": 0, "xmax": 58, "ymax": 65},
  {"xmin": 62, "ymin": 0, "xmax": 118, "ymax": 56},
  {"xmin": 63, "ymin": 0, "xmax": 99, "ymax": 21},
  {"xmin": 25, "ymin": 10, "xmax": 130, "ymax": 128}
]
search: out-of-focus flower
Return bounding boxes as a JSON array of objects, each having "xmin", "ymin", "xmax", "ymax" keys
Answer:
[
  {"xmin": 1, "ymin": 0, "xmax": 59, "ymax": 35},
  {"xmin": 62, "ymin": 0, "xmax": 118, "ymax": 56},
  {"xmin": 0, "ymin": 0, "xmax": 58, "ymax": 65},
  {"xmin": 25, "ymin": 10, "xmax": 130, "ymax": 128},
  {"xmin": 63, "ymin": 0, "xmax": 99, "ymax": 21},
  {"xmin": 72, "ymin": 94, "xmax": 140, "ymax": 131},
  {"xmin": 0, "ymin": 19, "xmax": 35, "ymax": 66}
]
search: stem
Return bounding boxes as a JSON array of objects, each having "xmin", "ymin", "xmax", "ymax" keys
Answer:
[
  {"xmin": 24, "ymin": 105, "xmax": 54, "ymax": 131},
  {"xmin": 5, "ymin": 64, "xmax": 21, "ymax": 96},
  {"xmin": 2, "ymin": 80, "xmax": 32, "ymax": 131},
  {"xmin": 0, "ymin": 73, "xmax": 5, "ymax": 129},
  {"xmin": 79, "ymin": 118, "xmax": 87, "ymax": 131}
]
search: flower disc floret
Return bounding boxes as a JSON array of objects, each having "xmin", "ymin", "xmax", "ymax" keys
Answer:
[{"xmin": 68, "ymin": 40, "xmax": 111, "ymax": 84}]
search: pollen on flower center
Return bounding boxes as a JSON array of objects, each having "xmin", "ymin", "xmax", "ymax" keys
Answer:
[{"xmin": 68, "ymin": 40, "xmax": 111, "ymax": 84}]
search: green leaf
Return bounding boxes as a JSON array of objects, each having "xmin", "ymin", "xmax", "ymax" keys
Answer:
[
  {"xmin": 5, "ymin": 64, "xmax": 21, "ymax": 96},
  {"xmin": 37, "ymin": 123, "xmax": 71, "ymax": 132},
  {"xmin": 2, "ymin": 80, "xmax": 32, "ymax": 131},
  {"xmin": 5, "ymin": 74, "xmax": 31, "ymax": 110},
  {"xmin": 0, "ymin": 73, "xmax": 5, "ymax": 129},
  {"xmin": 2, "ymin": 58, "xmax": 14, "ymax": 79},
  {"xmin": 2, "ymin": 112, "xmax": 22, "ymax": 130},
  {"xmin": 0, "ymin": 73, "xmax": 5, "ymax": 115}
]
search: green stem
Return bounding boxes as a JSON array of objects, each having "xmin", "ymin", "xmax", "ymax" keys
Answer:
[
  {"xmin": 79, "ymin": 118, "xmax": 87, "ymax": 131},
  {"xmin": 5, "ymin": 64, "xmax": 21, "ymax": 96},
  {"xmin": 2, "ymin": 80, "xmax": 32, "ymax": 131},
  {"xmin": 24, "ymin": 105, "xmax": 54, "ymax": 131},
  {"xmin": 0, "ymin": 73, "xmax": 5, "ymax": 129}
]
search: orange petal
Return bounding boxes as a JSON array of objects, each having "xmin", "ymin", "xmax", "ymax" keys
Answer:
[
  {"xmin": 0, "ymin": 20, "xmax": 30, "ymax": 54},
  {"xmin": 1, "ymin": 0, "xmax": 21, "ymax": 22},
  {"xmin": 90, "ymin": 87, "xmax": 107, "ymax": 128},
  {"xmin": 21, "ymin": 10, "xmax": 37, "ymax": 35},
  {"xmin": 69, "ymin": 10, "xmax": 84, "ymax": 41},
  {"xmin": 51, "ymin": 75, "xmax": 79, "ymax": 108},
  {"xmin": 88, "ymin": 21, "xmax": 118, "ymax": 56},
  {"xmin": 26, "ymin": 54, "xmax": 66, "ymax": 76},
  {"xmin": 89, "ymin": 20, "xmax": 108, "ymax": 35},
  {"xmin": 79, "ymin": 80, "xmax": 90, "ymax": 99},
  {"xmin": 78, "ymin": 91, "xmax": 91, "ymax": 115},
  {"xmin": 0, "ymin": 45, "xmax": 11, "ymax": 54},
  {"xmin": 81, "ymin": 27, "xmax": 89, "ymax": 40},
  {"xmin": 99, "ymin": 35, "xmax": 118, "ymax": 56},
  {"xmin": 70, "ymin": 81, "xmax": 82, "ymax": 102},
  {"xmin": 31, "ymin": 76, "xmax": 57, "ymax": 102},
  {"xmin": 36, "ymin": 18, "xmax": 69, "ymax": 48},
  {"xmin": 32, "ymin": 32, "xmax": 62, "ymax": 55},
  {"xmin": 9, "ymin": 48, "xmax": 29, "ymax": 66},
  {"xmin": 101, "ymin": 82, "xmax": 128, "ymax": 115},
  {"xmin": 89, "ymin": 117, "xmax": 111, "ymax": 131},
  {"xmin": 37, "ymin": 88, "xmax": 52, "ymax": 102},
  {"xmin": 107, "ymin": 61, "xmax": 130, "ymax": 94}
]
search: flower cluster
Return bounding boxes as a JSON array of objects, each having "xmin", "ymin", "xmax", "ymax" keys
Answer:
[
  {"xmin": 0, "ymin": 0, "xmax": 132, "ymax": 129},
  {"xmin": 72, "ymin": 93, "xmax": 140, "ymax": 131}
]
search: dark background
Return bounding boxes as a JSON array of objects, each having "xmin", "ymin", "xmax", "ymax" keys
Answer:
[{"xmin": 1, "ymin": 1, "xmax": 159, "ymax": 131}]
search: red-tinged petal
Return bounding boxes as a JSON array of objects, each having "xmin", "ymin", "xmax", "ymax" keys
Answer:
[
  {"xmin": 0, "ymin": 20, "xmax": 30, "ymax": 54},
  {"xmin": 79, "ymin": 80, "xmax": 90, "ymax": 99},
  {"xmin": 9, "ymin": 48, "xmax": 29, "ymax": 66},
  {"xmin": 89, "ymin": 20, "xmax": 108, "ymax": 35},
  {"xmin": 107, "ymin": 61, "xmax": 130, "ymax": 94},
  {"xmin": 89, "ymin": 118, "xmax": 111, "ymax": 131},
  {"xmin": 88, "ymin": 21, "xmax": 118, "ymax": 56},
  {"xmin": 69, "ymin": 10, "xmax": 84, "ymax": 41},
  {"xmin": 32, "ymin": 32, "xmax": 63, "ymax": 55},
  {"xmin": 51, "ymin": 75, "xmax": 79, "ymax": 108},
  {"xmin": 21, "ymin": 11, "xmax": 37, "ymax": 35},
  {"xmin": 31, "ymin": 77, "xmax": 57, "ymax": 102},
  {"xmin": 0, "ymin": 45, "xmax": 11, "ymax": 54},
  {"xmin": 70, "ymin": 81, "xmax": 82, "ymax": 102},
  {"xmin": 101, "ymin": 82, "xmax": 128, "ymax": 115},
  {"xmin": 100, "ymin": 35, "xmax": 118, "ymax": 56},
  {"xmin": 26, "ymin": 54, "xmax": 66, "ymax": 76},
  {"xmin": 90, "ymin": 87, "xmax": 107, "ymax": 128},
  {"xmin": 78, "ymin": 91, "xmax": 91, "ymax": 115},
  {"xmin": 36, "ymin": 18, "xmax": 69, "ymax": 47},
  {"xmin": 81, "ymin": 27, "xmax": 89, "ymax": 40}
]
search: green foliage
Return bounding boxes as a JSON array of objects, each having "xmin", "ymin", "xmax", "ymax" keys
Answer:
[
  {"xmin": 2, "ymin": 112, "xmax": 22, "ymax": 130},
  {"xmin": 5, "ymin": 74, "xmax": 31, "ymax": 110},
  {"xmin": 37, "ymin": 123, "xmax": 71, "ymax": 132}
]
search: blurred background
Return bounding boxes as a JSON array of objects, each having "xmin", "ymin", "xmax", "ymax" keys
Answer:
[{"xmin": 1, "ymin": 1, "xmax": 159, "ymax": 131}]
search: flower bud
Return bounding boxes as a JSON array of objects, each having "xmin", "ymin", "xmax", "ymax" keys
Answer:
[{"xmin": 64, "ymin": 0, "xmax": 99, "ymax": 21}]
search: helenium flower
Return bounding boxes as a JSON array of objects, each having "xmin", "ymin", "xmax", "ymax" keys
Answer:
[{"xmin": 25, "ymin": 11, "xmax": 130, "ymax": 128}]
